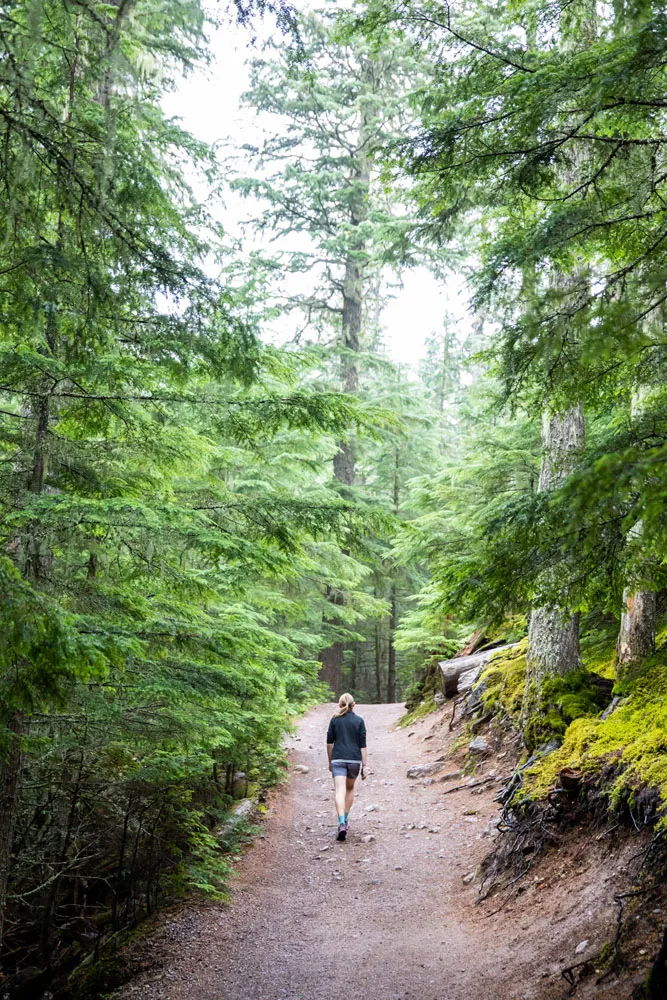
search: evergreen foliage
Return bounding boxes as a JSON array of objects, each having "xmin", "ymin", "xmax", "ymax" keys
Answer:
[
  {"xmin": 10, "ymin": 0, "xmax": 667, "ymax": 986},
  {"xmin": 0, "ymin": 1, "xmax": 419, "ymax": 990},
  {"xmin": 354, "ymin": 0, "xmax": 667, "ymax": 824}
]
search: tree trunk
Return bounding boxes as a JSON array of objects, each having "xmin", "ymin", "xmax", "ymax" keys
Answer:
[
  {"xmin": 375, "ymin": 620, "xmax": 383, "ymax": 703},
  {"xmin": 385, "ymin": 448, "xmax": 400, "ymax": 703},
  {"xmin": 350, "ymin": 642, "xmax": 358, "ymax": 692},
  {"xmin": 0, "ymin": 715, "xmax": 27, "ymax": 953},
  {"xmin": 525, "ymin": 406, "xmax": 585, "ymax": 699},
  {"xmin": 617, "ymin": 586, "xmax": 656, "ymax": 673},
  {"xmin": 319, "ymin": 637, "xmax": 343, "ymax": 698},
  {"xmin": 386, "ymin": 585, "xmax": 397, "ymax": 703},
  {"xmin": 319, "ymin": 585, "xmax": 344, "ymax": 696},
  {"xmin": 320, "ymin": 78, "xmax": 372, "ymax": 689},
  {"xmin": 22, "ymin": 393, "xmax": 51, "ymax": 581},
  {"xmin": 332, "ymin": 251, "xmax": 362, "ymax": 486},
  {"xmin": 523, "ymin": 1, "xmax": 595, "ymax": 725},
  {"xmin": 616, "ymin": 383, "xmax": 657, "ymax": 676}
]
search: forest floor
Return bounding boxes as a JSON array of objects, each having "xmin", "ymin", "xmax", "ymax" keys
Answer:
[{"xmin": 111, "ymin": 703, "xmax": 661, "ymax": 1000}]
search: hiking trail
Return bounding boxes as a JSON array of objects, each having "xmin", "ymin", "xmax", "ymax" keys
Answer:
[{"xmin": 114, "ymin": 703, "xmax": 638, "ymax": 1000}]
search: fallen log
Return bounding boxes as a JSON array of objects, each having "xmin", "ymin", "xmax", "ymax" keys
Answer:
[{"xmin": 439, "ymin": 642, "xmax": 521, "ymax": 698}]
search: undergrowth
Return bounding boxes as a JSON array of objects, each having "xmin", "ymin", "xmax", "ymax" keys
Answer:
[
  {"xmin": 477, "ymin": 623, "xmax": 667, "ymax": 826},
  {"xmin": 526, "ymin": 649, "xmax": 667, "ymax": 822},
  {"xmin": 479, "ymin": 638, "xmax": 610, "ymax": 748},
  {"xmin": 399, "ymin": 694, "xmax": 437, "ymax": 727}
]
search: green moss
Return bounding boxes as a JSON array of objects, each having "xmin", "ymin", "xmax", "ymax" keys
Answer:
[
  {"xmin": 580, "ymin": 629, "xmax": 617, "ymax": 680},
  {"xmin": 398, "ymin": 695, "xmax": 437, "ymax": 727},
  {"xmin": 526, "ymin": 649, "xmax": 667, "ymax": 822},
  {"xmin": 479, "ymin": 639, "xmax": 528, "ymax": 720},
  {"xmin": 480, "ymin": 636, "xmax": 614, "ymax": 751},
  {"xmin": 524, "ymin": 668, "xmax": 612, "ymax": 749}
]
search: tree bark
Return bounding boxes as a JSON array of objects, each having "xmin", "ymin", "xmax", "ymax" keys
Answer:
[
  {"xmin": 350, "ymin": 642, "xmax": 358, "ymax": 692},
  {"xmin": 319, "ymin": 629, "xmax": 343, "ymax": 698},
  {"xmin": 385, "ymin": 447, "xmax": 400, "ymax": 703},
  {"xmin": 375, "ymin": 620, "xmax": 383, "ymax": 703},
  {"xmin": 617, "ymin": 585, "xmax": 656, "ymax": 673},
  {"xmin": 525, "ymin": 406, "xmax": 585, "ymax": 697},
  {"xmin": 332, "ymin": 250, "xmax": 363, "ymax": 486},
  {"xmin": 616, "ymin": 385, "xmax": 657, "ymax": 676},
  {"xmin": 386, "ymin": 584, "xmax": 397, "ymax": 703},
  {"xmin": 523, "ymin": 0, "xmax": 595, "ymax": 726}
]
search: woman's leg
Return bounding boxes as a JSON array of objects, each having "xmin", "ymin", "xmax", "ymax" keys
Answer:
[
  {"xmin": 345, "ymin": 775, "xmax": 356, "ymax": 818},
  {"xmin": 334, "ymin": 775, "xmax": 347, "ymax": 820}
]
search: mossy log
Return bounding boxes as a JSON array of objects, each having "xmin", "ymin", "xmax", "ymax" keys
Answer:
[{"xmin": 439, "ymin": 643, "xmax": 522, "ymax": 698}]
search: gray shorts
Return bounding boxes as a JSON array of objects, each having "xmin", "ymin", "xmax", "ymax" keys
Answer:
[{"xmin": 331, "ymin": 761, "xmax": 361, "ymax": 779}]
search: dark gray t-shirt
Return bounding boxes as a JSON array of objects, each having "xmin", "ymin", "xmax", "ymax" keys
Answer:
[{"xmin": 326, "ymin": 711, "xmax": 366, "ymax": 762}]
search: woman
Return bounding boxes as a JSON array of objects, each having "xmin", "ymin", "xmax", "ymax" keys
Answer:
[{"xmin": 326, "ymin": 693, "xmax": 367, "ymax": 841}]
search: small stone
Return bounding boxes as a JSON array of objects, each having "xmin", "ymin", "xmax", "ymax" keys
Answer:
[
  {"xmin": 365, "ymin": 804, "xmax": 378, "ymax": 812},
  {"xmin": 429, "ymin": 826, "xmax": 441, "ymax": 834},
  {"xmin": 294, "ymin": 764, "xmax": 310, "ymax": 774},
  {"xmin": 394, "ymin": 865, "xmax": 403, "ymax": 870},
  {"xmin": 575, "ymin": 940, "xmax": 589, "ymax": 955},
  {"xmin": 462, "ymin": 872, "xmax": 475, "ymax": 884},
  {"xmin": 417, "ymin": 822, "xmax": 427, "ymax": 829},
  {"xmin": 468, "ymin": 737, "xmax": 491, "ymax": 753},
  {"xmin": 361, "ymin": 834, "xmax": 375, "ymax": 844}
]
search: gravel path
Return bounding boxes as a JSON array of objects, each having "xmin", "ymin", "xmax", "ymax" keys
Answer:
[{"xmin": 115, "ymin": 703, "xmax": 638, "ymax": 1000}]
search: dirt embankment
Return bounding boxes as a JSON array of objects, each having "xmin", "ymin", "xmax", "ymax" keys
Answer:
[{"xmin": 111, "ymin": 703, "xmax": 661, "ymax": 1000}]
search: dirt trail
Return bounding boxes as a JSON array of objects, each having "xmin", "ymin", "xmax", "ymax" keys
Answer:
[{"xmin": 115, "ymin": 703, "xmax": 643, "ymax": 1000}]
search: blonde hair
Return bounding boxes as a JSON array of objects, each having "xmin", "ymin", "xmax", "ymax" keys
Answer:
[{"xmin": 334, "ymin": 693, "xmax": 355, "ymax": 717}]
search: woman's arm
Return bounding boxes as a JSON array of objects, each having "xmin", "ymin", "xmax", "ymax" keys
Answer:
[
  {"xmin": 359, "ymin": 717, "xmax": 367, "ymax": 777},
  {"xmin": 326, "ymin": 717, "xmax": 335, "ymax": 771}
]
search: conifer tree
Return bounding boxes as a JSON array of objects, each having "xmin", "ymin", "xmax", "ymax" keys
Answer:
[
  {"xmin": 0, "ymin": 0, "xmax": 378, "ymax": 976},
  {"xmin": 234, "ymin": 8, "xmax": 428, "ymax": 695}
]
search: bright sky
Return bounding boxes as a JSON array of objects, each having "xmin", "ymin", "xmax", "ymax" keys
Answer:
[{"xmin": 164, "ymin": 9, "xmax": 472, "ymax": 367}]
